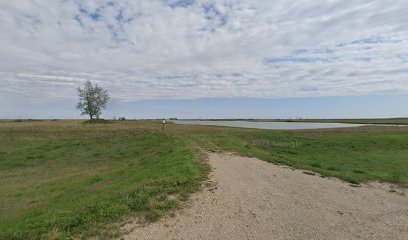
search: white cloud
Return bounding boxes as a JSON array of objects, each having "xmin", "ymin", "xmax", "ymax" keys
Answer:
[{"xmin": 0, "ymin": 0, "xmax": 408, "ymax": 104}]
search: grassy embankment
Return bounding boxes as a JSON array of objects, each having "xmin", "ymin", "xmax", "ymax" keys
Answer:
[
  {"xmin": 169, "ymin": 123, "xmax": 408, "ymax": 185},
  {"xmin": 0, "ymin": 121, "xmax": 207, "ymax": 239},
  {"xmin": 1, "ymin": 120, "xmax": 407, "ymax": 239}
]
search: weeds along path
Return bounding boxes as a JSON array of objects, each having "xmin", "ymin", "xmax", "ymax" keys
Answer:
[{"xmin": 123, "ymin": 152, "xmax": 408, "ymax": 240}]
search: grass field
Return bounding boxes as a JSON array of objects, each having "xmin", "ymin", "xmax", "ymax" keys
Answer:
[
  {"xmin": 1, "ymin": 120, "xmax": 407, "ymax": 239},
  {"xmin": 0, "ymin": 121, "xmax": 207, "ymax": 239},
  {"xmin": 182, "ymin": 126, "xmax": 408, "ymax": 185}
]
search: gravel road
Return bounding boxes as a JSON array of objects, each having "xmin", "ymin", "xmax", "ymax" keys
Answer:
[{"xmin": 123, "ymin": 152, "xmax": 408, "ymax": 240}]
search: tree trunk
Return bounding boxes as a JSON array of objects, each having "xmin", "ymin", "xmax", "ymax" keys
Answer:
[{"xmin": 90, "ymin": 114, "xmax": 93, "ymax": 120}]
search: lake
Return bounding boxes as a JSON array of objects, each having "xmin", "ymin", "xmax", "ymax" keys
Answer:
[{"xmin": 171, "ymin": 120, "xmax": 369, "ymax": 130}]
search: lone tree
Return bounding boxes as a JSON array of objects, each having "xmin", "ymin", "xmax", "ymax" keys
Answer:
[{"xmin": 76, "ymin": 80, "xmax": 110, "ymax": 120}]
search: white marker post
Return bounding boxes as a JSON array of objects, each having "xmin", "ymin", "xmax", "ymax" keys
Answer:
[{"xmin": 162, "ymin": 119, "xmax": 166, "ymax": 131}]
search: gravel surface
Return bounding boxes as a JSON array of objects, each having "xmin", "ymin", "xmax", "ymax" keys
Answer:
[{"xmin": 122, "ymin": 152, "xmax": 408, "ymax": 240}]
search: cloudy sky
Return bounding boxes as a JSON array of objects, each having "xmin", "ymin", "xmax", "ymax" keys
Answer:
[{"xmin": 1, "ymin": 0, "xmax": 407, "ymax": 119}]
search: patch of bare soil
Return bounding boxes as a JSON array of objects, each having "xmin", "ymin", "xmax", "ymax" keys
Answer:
[{"xmin": 122, "ymin": 153, "xmax": 408, "ymax": 240}]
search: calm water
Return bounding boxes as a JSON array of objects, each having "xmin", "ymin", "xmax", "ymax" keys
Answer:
[{"xmin": 172, "ymin": 120, "xmax": 369, "ymax": 130}]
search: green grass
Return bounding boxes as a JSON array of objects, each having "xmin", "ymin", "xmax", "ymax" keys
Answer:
[
  {"xmin": 1, "ymin": 120, "xmax": 408, "ymax": 239},
  {"xmin": 82, "ymin": 119, "xmax": 112, "ymax": 124},
  {"xmin": 179, "ymin": 126, "xmax": 408, "ymax": 185},
  {"xmin": 0, "ymin": 121, "xmax": 207, "ymax": 239}
]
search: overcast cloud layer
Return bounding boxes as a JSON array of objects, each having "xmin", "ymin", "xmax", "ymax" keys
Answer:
[{"xmin": 1, "ymin": 0, "xmax": 408, "ymax": 104}]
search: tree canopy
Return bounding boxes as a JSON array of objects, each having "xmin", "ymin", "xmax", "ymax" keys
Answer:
[{"xmin": 76, "ymin": 80, "xmax": 109, "ymax": 120}]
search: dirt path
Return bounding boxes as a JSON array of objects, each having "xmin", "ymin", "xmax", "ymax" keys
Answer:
[{"xmin": 123, "ymin": 152, "xmax": 408, "ymax": 240}]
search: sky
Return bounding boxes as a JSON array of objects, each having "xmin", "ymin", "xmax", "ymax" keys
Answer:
[{"xmin": 0, "ymin": 0, "xmax": 407, "ymax": 119}]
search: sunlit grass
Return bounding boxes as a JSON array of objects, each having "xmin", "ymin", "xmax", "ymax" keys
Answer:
[
  {"xmin": 0, "ymin": 121, "xmax": 207, "ymax": 239},
  {"xmin": 1, "ymin": 120, "xmax": 407, "ymax": 239}
]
